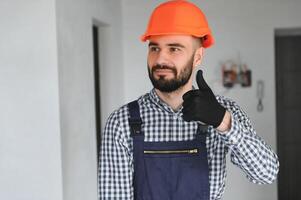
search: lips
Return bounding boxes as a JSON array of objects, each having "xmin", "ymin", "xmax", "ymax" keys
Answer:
[
  {"xmin": 154, "ymin": 69, "xmax": 174, "ymax": 75},
  {"xmin": 152, "ymin": 66, "xmax": 176, "ymax": 76}
]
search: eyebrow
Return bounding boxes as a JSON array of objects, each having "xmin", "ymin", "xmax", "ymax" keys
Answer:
[
  {"xmin": 167, "ymin": 43, "xmax": 185, "ymax": 48},
  {"xmin": 148, "ymin": 42, "xmax": 185, "ymax": 48},
  {"xmin": 148, "ymin": 42, "xmax": 158, "ymax": 47}
]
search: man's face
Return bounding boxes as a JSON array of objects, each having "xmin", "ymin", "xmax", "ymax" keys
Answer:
[{"xmin": 147, "ymin": 35, "xmax": 201, "ymax": 93}]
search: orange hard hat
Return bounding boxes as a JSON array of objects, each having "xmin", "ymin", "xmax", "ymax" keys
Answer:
[{"xmin": 141, "ymin": 0, "xmax": 214, "ymax": 48}]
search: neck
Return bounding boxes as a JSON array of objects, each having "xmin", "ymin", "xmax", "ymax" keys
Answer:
[{"xmin": 155, "ymin": 79, "xmax": 193, "ymax": 111}]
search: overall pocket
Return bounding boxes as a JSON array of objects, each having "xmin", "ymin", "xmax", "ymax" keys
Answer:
[{"xmin": 142, "ymin": 147, "xmax": 208, "ymax": 200}]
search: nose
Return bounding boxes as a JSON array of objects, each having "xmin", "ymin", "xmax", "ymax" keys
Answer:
[{"xmin": 156, "ymin": 49, "xmax": 170, "ymax": 66}]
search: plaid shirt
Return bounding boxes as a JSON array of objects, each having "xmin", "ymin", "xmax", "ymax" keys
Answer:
[{"xmin": 98, "ymin": 89, "xmax": 279, "ymax": 200}]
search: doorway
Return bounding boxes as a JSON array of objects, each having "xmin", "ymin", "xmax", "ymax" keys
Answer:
[
  {"xmin": 275, "ymin": 28, "xmax": 301, "ymax": 199},
  {"xmin": 92, "ymin": 25, "xmax": 102, "ymax": 162}
]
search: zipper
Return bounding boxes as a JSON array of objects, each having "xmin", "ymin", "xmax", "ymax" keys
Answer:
[{"xmin": 144, "ymin": 148, "xmax": 198, "ymax": 154}]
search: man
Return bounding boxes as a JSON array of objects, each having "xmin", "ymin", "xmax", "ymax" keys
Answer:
[{"xmin": 99, "ymin": 1, "xmax": 279, "ymax": 199}]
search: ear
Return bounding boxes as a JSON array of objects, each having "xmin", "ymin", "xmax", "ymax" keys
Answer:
[{"xmin": 193, "ymin": 47, "xmax": 204, "ymax": 68}]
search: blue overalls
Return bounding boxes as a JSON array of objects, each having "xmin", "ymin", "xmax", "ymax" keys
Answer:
[{"xmin": 128, "ymin": 100, "xmax": 210, "ymax": 200}]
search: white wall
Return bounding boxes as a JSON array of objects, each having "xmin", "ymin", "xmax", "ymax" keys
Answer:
[
  {"xmin": 55, "ymin": 0, "xmax": 123, "ymax": 200},
  {"xmin": 0, "ymin": 0, "xmax": 63, "ymax": 200},
  {"xmin": 121, "ymin": 0, "xmax": 301, "ymax": 199}
]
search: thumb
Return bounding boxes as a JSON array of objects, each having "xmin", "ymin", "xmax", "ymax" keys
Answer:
[{"xmin": 196, "ymin": 70, "xmax": 210, "ymax": 91}]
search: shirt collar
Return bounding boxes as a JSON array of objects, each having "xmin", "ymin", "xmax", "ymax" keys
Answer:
[{"xmin": 149, "ymin": 88, "xmax": 183, "ymax": 115}]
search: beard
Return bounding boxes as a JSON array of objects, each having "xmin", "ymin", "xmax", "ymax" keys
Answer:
[{"xmin": 148, "ymin": 55, "xmax": 194, "ymax": 93}]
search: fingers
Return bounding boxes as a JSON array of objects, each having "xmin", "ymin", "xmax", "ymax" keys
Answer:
[
  {"xmin": 183, "ymin": 70, "xmax": 211, "ymax": 100},
  {"xmin": 196, "ymin": 70, "xmax": 210, "ymax": 91},
  {"xmin": 182, "ymin": 105, "xmax": 195, "ymax": 122},
  {"xmin": 182, "ymin": 90, "xmax": 203, "ymax": 101},
  {"xmin": 182, "ymin": 91, "xmax": 201, "ymax": 122},
  {"xmin": 182, "ymin": 114, "xmax": 193, "ymax": 122},
  {"xmin": 182, "ymin": 90, "xmax": 194, "ymax": 101}
]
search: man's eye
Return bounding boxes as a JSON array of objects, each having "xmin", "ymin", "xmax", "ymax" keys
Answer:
[
  {"xmin": 150, "ymin": 46, "xmax": 160, "ymax": 52},
  {"xmin": 170, "ymin": 47, "xmax": 181, "ymax": 52}
]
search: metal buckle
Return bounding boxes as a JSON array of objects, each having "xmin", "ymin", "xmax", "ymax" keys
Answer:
[{"xmin": 129, "ymin": 119, "xmax": 142, "ymax": 135}]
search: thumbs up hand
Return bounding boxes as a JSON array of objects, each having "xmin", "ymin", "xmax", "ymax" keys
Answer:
[{"xmin": 182, "ymin": 70, "xmax": 226, "ymax": 128}]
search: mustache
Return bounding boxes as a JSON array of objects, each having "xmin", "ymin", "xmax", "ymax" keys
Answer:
[{"xmin": 151, "ymin": 64, "xmax": 177, "ymax": 74}]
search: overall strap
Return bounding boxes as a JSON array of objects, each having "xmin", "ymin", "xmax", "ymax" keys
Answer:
[
  {"xmin": 128, "ymin": 100, "xmax": 144, "ymax": 200},
  {"xmin": 196, "ymin": 124, "xmax": 209, "ymax": 144},
  {"xmin": 128, "ymin": 100, "xmax": 143, "ymax": 136}
]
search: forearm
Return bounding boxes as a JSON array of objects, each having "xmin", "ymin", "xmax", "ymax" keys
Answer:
[
  {"xmin": 218, "ymin": 112, "xmax": 279, "ymax": 184},
  {"xmin": 230, "ymin": 132, "xmax": 279, "ymax": 184}
]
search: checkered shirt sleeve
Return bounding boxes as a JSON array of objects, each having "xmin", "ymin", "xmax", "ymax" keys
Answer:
[{"xmin": 216, "ymin": 95, "xmax": 279, "ymax": 184}]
